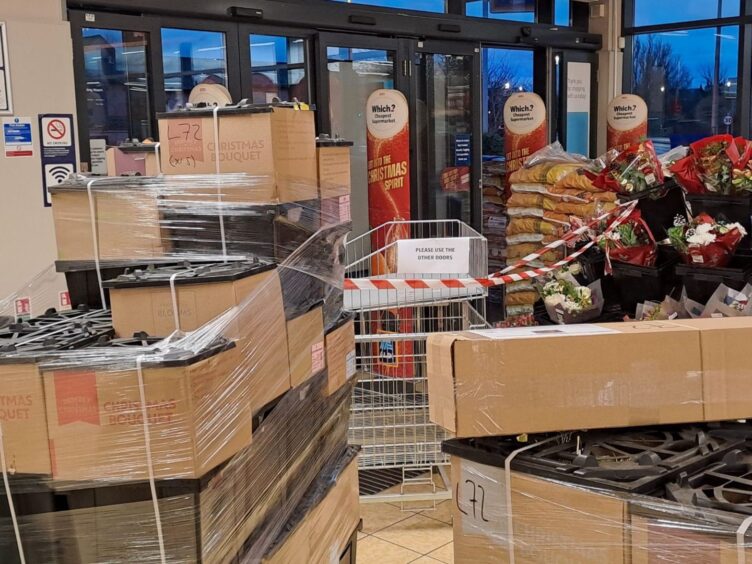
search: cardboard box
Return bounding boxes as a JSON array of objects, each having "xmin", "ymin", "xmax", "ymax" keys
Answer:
[
  {"xmin": 157, "ymin": 106, "xmax": 318, "ymax": 202},
  {"xmin": 4, "ymin": 371, "xmax": 353, "ymax": 564},
  {"xmin": 106, "ymin": 264, "xmax": 291, "ymax": 413},
  {"xmin": 286, "ymin": 305, "xmax": 325, "ymax": 388},
  {"xmin": 0, "ymin": 361, "xmax": 52, "ymax": 475},
  {"xmin": 451, "ymin": 455, "xmax": 630, "ymax": 563},
  {"xmin": 630, "ymin": 512, "xmax": 752, "ymax": 563},
  {"xmin": 51, "ymin": 186, "xmax": 164, "ymax": 262},
  {"xmin": 325, "ymin": 315, "xmax": 356, "ymax": 396},
  {"xmin": 262, "ymin": 448, "xmax": 360, "ymax": 564},
  {"xmin": 106, "ymin": 146, "xmax": 160, "ymax": 177},
  {"xmin": 321, "ymin": 195, "xmax": 352, "ymax": 227},
  {"xmin": 428, "ymin": 322, "xmax": 705, "ymax": 437},
  {"xmin": 317, "ymin": 141, "xmax": 352, "ymax": 199},
  {"xmin": 42, "ymin": 342, "xmax": 251, "ymax": 481},
  {"xmin": 674, "ymin": 318, "xmax": 752, "ymax": 422}
]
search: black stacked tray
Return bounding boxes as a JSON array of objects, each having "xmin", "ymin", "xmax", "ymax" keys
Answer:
[
  {"xmin": 624, "ymin": 180, "xmax": 689, "ymax": 241},
  {"xmin": 443, "ymin": 426, "xmax": 743, "ymax": 495},
  {"xmin": 675, "ymin": 256, "xmax": 752, "ymax": 304},
  {"xmin": 611, "ymin": 246, "xmax": 680, "ymax": 315}
]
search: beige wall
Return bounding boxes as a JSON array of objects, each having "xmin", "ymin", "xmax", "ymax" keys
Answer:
[{"xmin": 0, "ymin": 0, "xmax": 74, "ymax": 297}]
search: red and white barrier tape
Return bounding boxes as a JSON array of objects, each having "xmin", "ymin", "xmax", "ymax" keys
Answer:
[{"xmin": 344, "ymin": 201, "xmax": 637, "ymax": 292}]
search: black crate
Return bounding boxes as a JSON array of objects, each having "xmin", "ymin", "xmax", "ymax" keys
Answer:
[
  {"xmin": 685, "ymin": 192, "xmax": 752, "ymax": 250},
  {"xmin": 574, "ymin": 248, "xmax": 620, "ymax": 306},
  {"xmin": 635, "ymin": 181, "xmax": 689, "ymax": 240},
  {"xmin": 611, "ymin": 250, "xmax": 679, "ymax": 316},
  {"xmin": 675, "ymin": 256, "xmax": 752, "ymax": 304}
]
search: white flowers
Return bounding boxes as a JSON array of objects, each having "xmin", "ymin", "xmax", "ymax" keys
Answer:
[
  {"xmin": 575, "ymin": 286, "xmax": 592, "ymax": 301},
  {"xmin": 686, "ymin": 223, "xmax": 718, "ymax": 246}
]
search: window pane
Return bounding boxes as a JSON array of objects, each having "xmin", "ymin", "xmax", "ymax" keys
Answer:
[
  {"xmin": 481, "ymin": 47, "xmax": 534, "ymax": 275},
  {"xmin": 629, "ymin": 26, "xmax": 739, "ymax": 152},
  {"xmin": 250, "ymin": 35, "xmax": 309, "ymax": 104},
  {"xmin": 555, "ymin": 0, "xmax": 570, "ymax": 26},
  {"xmin": 82, "ymin": 28, "xmax": 151, "ymax": 145},
  {"xmin": 326, "ymin": 47, "xmax": 395, "ymax": 239},
  {"xmin": 161, "ymin": 28, "xmax": 227, "ymax": 111},
  {"xmin": 331, "ymin": 0, "xmax": 444, "ymax": 11},
  {"xmin": 466, "ymin": 0, "xmax": 535, "ymax": 22},
  {"xmin": 634, "ymin": 0, "xmax": 739, "ymax": 27}
]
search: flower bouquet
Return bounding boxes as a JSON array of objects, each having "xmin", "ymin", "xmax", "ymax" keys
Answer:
[
  {"xmin": 635, "ymin": 296, "xmax": 687, "ymax": 321},
  {"xmin": 667, "ymin": 213, "xmax": 747, "ymax": 267},
  {"xmin": 671, "ymin": 135, "xmax": 752, "ymax": 195},
  {"xmin": 539, "ymin": 272, "xmax": 604, "ymax": 324},
  {"xmin": 702, "ymin": 283, "xmax": 752, "ymax": 318},
  {"xmin": 594, "ymin": 141, "xmax": 664, "ymax": 195},
  {"xmin": 598, "ymin": 210, "xmax": 657, "ymax": 268}
]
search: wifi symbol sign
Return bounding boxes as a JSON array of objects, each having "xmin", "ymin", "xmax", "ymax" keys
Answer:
[{"xmin": 44, "ymin": 164, "xmax": 74, "ymax": 186}]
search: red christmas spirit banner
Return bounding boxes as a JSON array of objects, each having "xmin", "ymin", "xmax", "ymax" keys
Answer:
[
  {"xmin": 503, "ymin": 92, "xmax": 547, "ymax": 187},
  {"xmin": 607, "ymin": 94, "xmax": 648, "ymax": 152},
  {"xmin": 365, "ymin": 89, "xmax": 414, "ymax": 378}
]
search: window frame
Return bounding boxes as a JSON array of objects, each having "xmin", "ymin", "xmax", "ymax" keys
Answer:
[{"xmin": 622, "ymin": 0, "xmax": 752, "ymax": 138}]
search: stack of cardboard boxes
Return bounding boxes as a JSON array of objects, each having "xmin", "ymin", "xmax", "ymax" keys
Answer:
[
  {"xmin": 427, "ymin": 319, "xmax": 752, "ymax": 562},
  {"xmin": 1, "ymin": 104, "xmax": 360, "ymax": 563}
]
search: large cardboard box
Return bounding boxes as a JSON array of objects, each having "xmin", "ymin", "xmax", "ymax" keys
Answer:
[
  {"xmin": 286, "ymin": 305, "xmax": 326, "ymax": 388},
  {"xmin": 51, "ymin": 185, "xmax": 164, "ymax": 262},
  {"xmin": 451, "ymin": 455, "xmax": 630, "ymax": 563},
  {"xmin": 4, "ymin": 371, "xmax": 353, "ymax": 564},
  {"xmin": 317, "ymin": 140, "xmax": 352, "ymax": 199},
  {"xmin": 106, "ymin": 264, "xmax": 291, "ymax": 413},
  {"xmin": 428, "ymin": 322, "xmax": 705, "ymax": 437},
  {"xmin": 325, "ymin": 314, "xmax": 356, "ymax": 396},
  {"xmin": 42, "ymin": 342, "xmax": 251, "ymax": 481},
  {"xmin": 157, "ymin": 106, "xmax": 318, "ymax": 202},
  {"xmin": 262, "ymin": 448, "xmax": 360, "ymax": 564},
  {"xmin": 0, "ymin": 360, "xmax": 51, "ymax": 474},
  {"xmin": 675, "ymin": 318, "xmax": 752, "ymax": 422}
]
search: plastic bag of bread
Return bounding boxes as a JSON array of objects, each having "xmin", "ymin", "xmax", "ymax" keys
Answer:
[
  {"xmin": 545, "ymin": 163, "xmax": 582, "ymax": 185},
  {"xmin": 509, "ymin": 162, "xmax": 557, "ymax": 184},
  {"xmin": 548, "ymin": 186, "xmax": 617, "ymax": 202},
  {"xmin": 507, "ymin": 217, "xmax": 567, "ymax": 237},
  {"xmin": 554, "ymin": 167, "xmax": 600, "ymax": 191},
  {"xmin": 508, "ymin": 192, "xmax": 545, "ymax": 208},
  {"xmin": 510, "ymin": 142, "xmax": 590, "ymax": 183},
  {"xmin": 506, "ymin": 233, "xmax": 559, "ymax": 246}
]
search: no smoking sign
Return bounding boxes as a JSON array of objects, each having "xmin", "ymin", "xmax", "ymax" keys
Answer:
[{"xmin": 41, "ymin": 116, "xmax": 71, "ymax": 146}]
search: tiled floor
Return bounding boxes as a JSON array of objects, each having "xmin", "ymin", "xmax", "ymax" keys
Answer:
[{"xmin": 356, "ymin": 499, "xmax": 454, "ymax": 563}]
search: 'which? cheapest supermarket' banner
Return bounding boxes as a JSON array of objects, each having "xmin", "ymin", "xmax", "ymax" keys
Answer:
[
  {"xmin": 503, "ymin": 92, "xmax": 547, "ymax": 187},
  {"xmin": 607, "ymin": 94, "xmax": 648, "ymax": 152},
  {"xmin": 365, "ymin": 89, "xmax": 415, "ymax": 378}
]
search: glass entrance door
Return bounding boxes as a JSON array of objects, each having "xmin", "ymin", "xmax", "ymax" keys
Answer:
[
  {"xmin": 414, "ymin": 41, "xmax": 481, "ymax": 229},
  {"xmin": 317, "ymin": 34, "xmax": 410, "ymax": 241}
]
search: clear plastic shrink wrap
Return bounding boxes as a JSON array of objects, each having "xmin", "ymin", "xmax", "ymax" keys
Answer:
[
  {"xmin": 443, "ymin": 430, "xmax": 752, "ymax": 564},
  {"xmin": 0, "ymin": 104, "xmax": 359, "ymax": 562},
  {"xmin": 0, "ymin": 222, "xmax": 357, "ymax": 562}
]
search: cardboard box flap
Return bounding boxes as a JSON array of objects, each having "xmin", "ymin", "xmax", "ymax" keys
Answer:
[{"xmin": 426, "ymin": 333, "xmax": 467, "ymax": 434}]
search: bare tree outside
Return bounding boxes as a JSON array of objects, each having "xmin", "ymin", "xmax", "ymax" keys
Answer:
[
  {"xmin": 483, "ymin": 51, "xmax": 533, "ymax": 157},
  {"xmin": 631, "ymin": 35, "xmax": 692, "ymax": 98}
]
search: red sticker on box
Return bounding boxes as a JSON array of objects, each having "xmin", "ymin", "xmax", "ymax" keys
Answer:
[
  {"xmin": 59, "ymin": 291, "xmax": 71, "ymax": 310},
  {"xmin": 311, "ymin": 341, "xmax": 325, "ymax": 374},
  {"xmin": 54, "ymin": 371, "xmax": 100, "ymax": 426},
  {"xmin": 14, "ymin": 297, "xmax": 31, "ymax": 319},
  {"xmin": 166, "ymin": 119, "xmax": 204, "ymax": 165}
]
